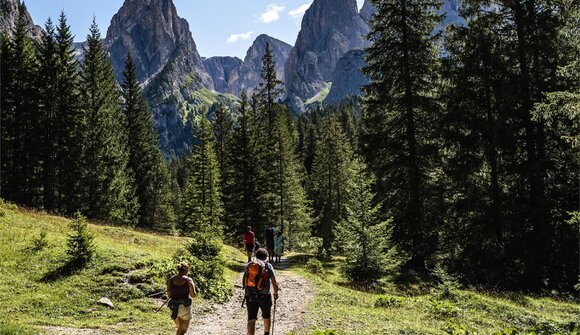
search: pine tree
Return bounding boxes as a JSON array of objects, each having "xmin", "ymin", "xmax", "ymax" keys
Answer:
[
  {"xmin": 66, "ymin": 212, "xmax": 96, "ymax": 269},
  {"xmin": 335, "ymin": 158, "xmax": 396, "ymax": 284},
  {"xmin": 54, "ymin": 12, "xmax": 82, "ymax": 214},
  {"xmin": 256, "ymin": 43, "xmax": 284, "ymax": 134},
  {"xmin": 182, "ymin": 109, "xmax": 223, "ymax": 235},
  {"xmin": 122, "ymin": 52, "xmax": 175, "ymax": 230},
  {"xmin": 37, "ymin": 18, "xmax": 60, "ymax": 211},
  {"xmin": 78, "ymin": 20, "xmax": 137, "ymax": 225},
  {"xmin": 0, "ymin": 2, "xmax": 40, "ymax": 206},
  {"xmin": 310, "ymin": 114, "xmax": 354, "ymax": 255},
  {"xmin": 362, "ymin": 0, "xmax": 443, "ymax": 270}
]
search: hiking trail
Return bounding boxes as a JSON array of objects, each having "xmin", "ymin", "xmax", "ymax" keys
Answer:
[{"xmin": 187, "ymin": 258, "xmax": 316, "ymax": 335}]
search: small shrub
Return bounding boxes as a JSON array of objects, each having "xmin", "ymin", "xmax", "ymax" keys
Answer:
[
  {"xmin": 430, "ymin": 300, "xmax": 460, "ymax": 318},
  {"xmin": 374, "ymin": 295, "xmax": 405, "ymax": 308},
  {"xmin": 187, "ymin": 232, "xmax": 222, "ymax": 262},
  {"xmin": 289, "ymin": 331, "xmax": 337, "ymax": 335},
  {"xmin": 29, "ymin": 231, "xmax": 48, "ymax": 252},
  {"xmin": 432, "ymin": 265, "xmax": 462, "ymax": 300},
  {"xmin": 66, "ymin": 212, "xmax": 96, "ymax": 269},
  {"xmin": 444, "ymin": 318, "xmax": 473, "ymax": 335},
  {"xmin": 306, "ymin": 258, "xmax": 324, "ymax": 275}
]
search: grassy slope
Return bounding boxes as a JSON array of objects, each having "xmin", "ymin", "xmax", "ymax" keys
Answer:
[
  {"xmin": 289, "ymin": 257, "xmax": 580, "ymax": 335},
  {"xmin": 0, "ymin": 201, "xmax": 245, "ymax": 334}
]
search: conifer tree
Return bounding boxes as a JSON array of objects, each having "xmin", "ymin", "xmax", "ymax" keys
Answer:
[
  {"xmin": 310, "ymin": 115, "xmax": 354, "ymax": 254},
  {"xmin": 256, "ymin": 43, "xmax": 284, "ymax": 134},
  {"xmin": 362, "ymin": 0, "xmax": 443, "ymax": 270},
  {"xmin": 54, "ymin": 12, "xmax": 82, "ymax": 214},
  {"xmin": 183, "ymin": 109, "xmax": 223, "ymax": 235},
  {"xmin": 122, "ymin": 52, "xmax": 175, "ymax": 230},
  {"xmin": 0, "ymin": 3, "xmax": 40, "ymax": 206},
  {"xmin": 335, "ymin": 159, "xmax": 397, "ymax": 283},
  {"xmin": 78, "ymin": 20, "xmax": 137, "ymax": 225},
  {"xmin": 38, "ymin": 18, "xmax": 60, "ymax": 211}
]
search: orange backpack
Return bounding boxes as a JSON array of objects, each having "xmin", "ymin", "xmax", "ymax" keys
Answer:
[{"xmin": 243, "ymin": 260, "xmax": 268, "ymax": 293}]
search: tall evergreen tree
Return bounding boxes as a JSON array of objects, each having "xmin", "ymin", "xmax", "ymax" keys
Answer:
[
  {"xmin": 37, "ymin": 18, "xmax": 60, "ymax": 211},
  {"xmin": 78, "ymin": 20, "xmax": 136, "ymax": 225},
  {"xmin": 122, "ymin": 52, "xmax": 175, "ymax": 230},
  {"xmin": 362, "ymin": 0, "xmax": 443, "ymax": 270},
  {"xmin": 310, "ymin": 115, "xmax": 354, "ymax": 254},
  {"xmin": 0, "ymin": 2, "xmax": 40, "ymax": 206},
  {"xmin": 182, "ymin": 109, "xmax": 223, "ymax": 235},
  {"xmin": 54, "ymin": 12, "xmax": 82, "ymax": 214},
  {"xmin": 256, "ymin": 43, "xmax": 284, "ymax": 134}
]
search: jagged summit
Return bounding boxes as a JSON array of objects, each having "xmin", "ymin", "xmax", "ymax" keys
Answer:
[
  {"xmin": 0, "ymin": 0, "xmax": 42, "ymax": 41},
  {"xmin": 284, "ymin": 0, "xmax": 370, "ymax": 112}
]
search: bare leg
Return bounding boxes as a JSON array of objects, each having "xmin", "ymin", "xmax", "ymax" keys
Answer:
[
  {"xmin": 180, "ymin": 319, "xmax": 190, "ymax": 335},
  {"xmin": 174, "ymin": 319, "xmax": 180, "ymax": 335},
  {"xmin": 264, "ymin": 318, "xmax": 271, "ymax": 333},
  {"xmin": 247, "ymin": 319, "xmax": 256, "ymax": 335}
]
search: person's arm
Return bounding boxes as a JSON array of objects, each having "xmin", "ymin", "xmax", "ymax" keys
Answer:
[
  {"xmin": 167, "ymin": 279, "xmax": 172, "ymax": 299},
  {"xmin": 188, "ymin": 278, "xmax": 197, "ymax": 298},
  {"xmin": 271, "ymin": 276, "xmax": 280, "ymax": 300}
]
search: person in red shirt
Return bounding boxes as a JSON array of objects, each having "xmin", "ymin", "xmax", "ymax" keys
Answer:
[{"xmin": 243, "ymin": 226, "xmax": 256, "ymax": 262}]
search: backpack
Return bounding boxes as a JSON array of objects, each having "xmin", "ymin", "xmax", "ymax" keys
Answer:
[
  {"xmin": 243, "ymin": 260, "xmax": 269, "ymax": 302},
  {"xmin": 265, "ymin": 227, "xmax": 275, "ymax": 243}
]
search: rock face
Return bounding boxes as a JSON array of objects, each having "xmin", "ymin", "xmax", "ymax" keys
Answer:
[
  {"xmin": 325, "ymin": 49, "xmax": 368, "ymax": 105},
  {"xmin": 359, "ymin": 0, "xmax": 377, "ymax": 22},
  {"xmin": 203, "ymin": 56, "xmax": 242, "ymax": 94},
  {"xmin": 284, "ymin": 0, "xmax": 370, "ymax": 112},
  {"xmin": 0, "ymin": 0, "xmax": 42, "ymax": 41},
  {"xmin": 104, "ymin": 0, "xmax": 212, "ymax": 89},
  {"xmin": 232, "ymin": 34, "xmax": 292, "ymax": 96},
  {"xmin": 104, "ymin": 0, "xmax": 216, "ymax": 157}
]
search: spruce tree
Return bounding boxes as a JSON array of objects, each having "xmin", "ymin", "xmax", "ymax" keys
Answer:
[
  {"xmin": 54, "ymin": 12, "xmax": 82, "ymax": 214},
  {"xmin": 0, "ymin": 2, "xmax": 40, "ymax": 206},
  {"xmin": 78, "ymin": 20, "xmax": 137, "ymax": 225},
  {"xmin": 182, "ymin": 109, "xmax": 223, "ymax": 235},
  {"xmin": 122, "ymin": 52, "xmax": 175, "ymax": 230},
  {"xmin": 38, "ymin": 18, "xmax": 60, "ymax": 211},
  {"xmin": 362, "ymin": 0, "xmax": 443, "ymax": 270},
  {"xmin": 256, "ymin": 43, "xmax": 284, "ymax": 134},
  {"xmin": 310, "ymin": 114, "xmax": 354, "ymax": 255},
  {"xmin": 335, "ymin": 158, "xmax": 397, "ymax": 284}
]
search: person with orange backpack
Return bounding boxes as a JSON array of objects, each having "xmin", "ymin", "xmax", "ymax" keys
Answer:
[{"xmin": 243, "ymin": 248, "xmax": 279, "ymax": 335}]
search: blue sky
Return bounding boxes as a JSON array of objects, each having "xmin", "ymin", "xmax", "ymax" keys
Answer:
[{"xmin": 25, "ymin": 0, "xmax": 365, "ymax": 59}]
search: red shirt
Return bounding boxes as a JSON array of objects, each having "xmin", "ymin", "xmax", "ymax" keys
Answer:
[{"xmin": 244, "ymin": 231, "xmax": 255, "ymax": 244}]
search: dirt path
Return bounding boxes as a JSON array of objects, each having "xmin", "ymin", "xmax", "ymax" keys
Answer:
[{"xmin": 187, "ymin": 259, "xmax": 316, "ymax": 335}]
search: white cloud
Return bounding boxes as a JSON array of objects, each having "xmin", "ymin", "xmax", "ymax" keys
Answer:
[
  {"xmin": 288, "ymin": 2, "xmax": 312, "ymax": 19},
  {"xmin": 227, "ymin": 31, "xmax": 254, "ymax": 44},
  {"xmin": 260, "ymin": 4, "xmax": 285, "ymax": 23},
  {"xmin": 357, "ymin": 0, "xmax": 365, "ymax": 9}
]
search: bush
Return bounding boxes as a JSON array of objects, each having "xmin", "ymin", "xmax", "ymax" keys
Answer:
[
  {"xmin": 374, "ymin": 295, "xmax": 405, "ymax": 308},
  {"xmin": 29, "ymin": 231, "xmax": 48, "ymax": 252},
  {"xmin": 444, "ymin": 318, "xmax": 473, "ymax": 335},
  {"xmin": 432, "ymin": 265, "xmax": 462, "ymax": 300},
  {"xmin": 289, "ymin": 331, "xmax": 337, "ymax": 335},
  {"xmin": 66, "ymin": 212, "xmax": 96, "ymax": 269},
  {"xmin": 306, "ymin": 258, "xmax": 324, "ymax": 275},
  {"xmin": 430, "ymin": 300, "xmax": 460, "ymax": 318}
]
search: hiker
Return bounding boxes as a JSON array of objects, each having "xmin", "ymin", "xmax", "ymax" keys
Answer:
[
  {"xmin": 167, "ymin": 263, "xmax": 197, "ymax": 335},
  {"xmin": 243, "ymin": 248, "xmax": 280, "ymax": 335},
  {"xmin": 244, "ymin": 226, "xmax": 257, "ymax": 262},
  {"xmin": 274, "ymin": 231, "xmax": 284, "ymax": 263},
  {"xmin": 264, "ymin": 225, "xmax": 276, "ymax": 263}
]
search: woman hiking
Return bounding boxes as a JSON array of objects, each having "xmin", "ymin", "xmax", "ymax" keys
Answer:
[
  {"xmin": 274, "ymin": 231, "xmax": 284, "ymax": 263},
  {"xmin": 167, "ymin": 263, "xmax": 197, "ymax": 335}
]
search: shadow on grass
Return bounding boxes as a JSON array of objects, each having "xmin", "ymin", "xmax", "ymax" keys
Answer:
[
  {"xmin": 40, "ymin": 261, "xmax": 84, "ymax": 282},
  {"xmin": 226, "ymin": 259, "xmax": 247, "ymax": 273},
  {"xmin": 392, "ymin": 270, "xmax": 435, "ymax": 295}
]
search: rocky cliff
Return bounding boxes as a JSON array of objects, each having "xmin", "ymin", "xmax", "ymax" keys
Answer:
[
  {"xmin": 284, "ymin": 0, "xmax": 370, "ymax": 112},
  {"xmin": 359, "ymin": 0, "xmax": 377, "ymax": 22},
  {"xmin": 0, "ymin": 0, "xmax": 42, "ymax": 41},
  {"xmin": 324, "ymin": 49, "xmax": 368, "ymax": 105},
  {"xmin": 203, "ymin": 56, "xmax": 243, "ymax": 93}
]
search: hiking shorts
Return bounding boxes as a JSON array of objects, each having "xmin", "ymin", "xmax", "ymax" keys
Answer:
[
  {"xmin": 266, "ymin": 241, "xmax": 275, "ymax": 251},
  {"xmin": 245, "ymin": 243, "xmax": 254, "ymax": 253},
  {"xmin": 176, "ymin": 304, "xmax": 192, "ymax": 321},
  {"xmin": 247, "ymin": 294, "xmax": 272, "ymax": 320}
]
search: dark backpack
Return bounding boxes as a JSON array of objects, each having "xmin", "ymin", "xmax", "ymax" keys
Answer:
[{"xmin": 265, "ymin": 227, "xmax": 275, "ymax": 243}]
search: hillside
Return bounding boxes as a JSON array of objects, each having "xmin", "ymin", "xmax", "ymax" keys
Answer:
[{"xmin": 0, "ymin": 200, "xmax": 245, "ymax": 334}]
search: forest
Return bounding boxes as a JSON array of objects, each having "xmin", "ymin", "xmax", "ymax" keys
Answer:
[{"xmin": 0, "ymin": 0, "xmax": 578, "ymax": 298}]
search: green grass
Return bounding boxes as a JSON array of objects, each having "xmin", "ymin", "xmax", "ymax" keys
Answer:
[
  {"xmin": 288, "ymin": 256, "xmax": 580, "ymax": 335},
  {"xmin": 305, "ymin": 82, "xmax": 332, "ymax": 105},
  {"xmin": 0, "ymin": 201, "xmax": 245, "ymax": 334}
]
